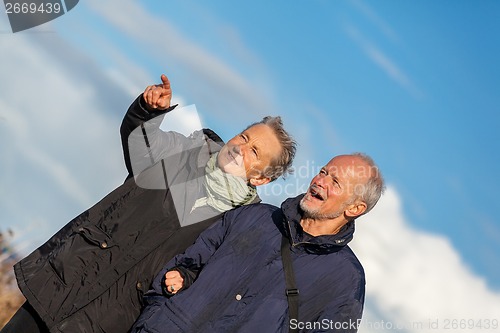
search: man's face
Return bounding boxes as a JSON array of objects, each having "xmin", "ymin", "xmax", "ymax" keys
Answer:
[
  {"xmin": 217, "ymin": 124, "xmax": 282, "ymax": 186},
  {"xmin": 300, "ymin": 155, "xmax": 369, "ymax": 220}
]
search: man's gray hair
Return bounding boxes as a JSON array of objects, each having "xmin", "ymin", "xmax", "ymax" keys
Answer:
[
  {"xmin": 351, "ymin": 152, "xmax": 385, "ymax": 214},
  {"xmin": 246, "ymin": 116, "xmax": 296, "ymax": 181}
]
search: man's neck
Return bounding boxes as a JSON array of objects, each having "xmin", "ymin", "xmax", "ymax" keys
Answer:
[{"xmin": 300, "ymin": 217, "xmax": 348, "ymax": 237}]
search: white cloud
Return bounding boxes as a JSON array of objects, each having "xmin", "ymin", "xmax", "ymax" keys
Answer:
[{"xmin": 352, "ymin": 187, "xmax": 500, "ymax": 333}]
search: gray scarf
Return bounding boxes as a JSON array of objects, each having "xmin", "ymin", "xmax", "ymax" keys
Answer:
[{"xmin": 192, "ymin": 153, "xmax": 257, "ymax": 212}]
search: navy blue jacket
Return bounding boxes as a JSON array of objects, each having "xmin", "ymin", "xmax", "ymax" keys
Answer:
[{"xmin": 131, "ymin": 195, "xmax": 365, "ymax": 333}]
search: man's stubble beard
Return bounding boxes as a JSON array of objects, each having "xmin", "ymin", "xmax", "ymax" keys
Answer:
[{"xmin": 299, "ymin": 197, "xmax": 344, "ymax": 220}]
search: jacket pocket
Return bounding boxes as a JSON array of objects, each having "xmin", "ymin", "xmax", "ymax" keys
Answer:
[
  {"xmin": 134, "ymin": 302, "xmax": 185, "ymax": 333},
  {"xmin": 48, "ymin": 225, "xmax": 115, "ymax": 286}
]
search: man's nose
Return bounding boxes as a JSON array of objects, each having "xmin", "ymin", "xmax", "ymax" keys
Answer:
[{"xmin": 313, "ymin": 175, "xmax": 326, "ymax": 188}]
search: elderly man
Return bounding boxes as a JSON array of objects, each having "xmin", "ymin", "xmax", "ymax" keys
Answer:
[
  {"xmin": 4, "ymin": 74, "xmax": 296, "ymax": 333},
  {"xmin": 131, "ymin": 153, "xmax": 384, "ymax": 333}
]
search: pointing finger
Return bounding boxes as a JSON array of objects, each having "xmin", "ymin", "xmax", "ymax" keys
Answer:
[{"xmin": 160, "ymin": 74, "xmax": 170, "ymax": 89}]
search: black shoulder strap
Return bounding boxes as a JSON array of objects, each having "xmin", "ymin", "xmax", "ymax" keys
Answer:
[{"xmin": 281, "ymin": 234, "xmax": 299, "ymax": 333}]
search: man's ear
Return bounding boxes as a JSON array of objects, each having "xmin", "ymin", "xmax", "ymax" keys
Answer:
[
  {"xmin": 345, "ymin": 202, "xmax": 367, "ymax": 218},
  {"xmin": 249, "ymin": 176, "xmax": 272, "ymax": 187}
]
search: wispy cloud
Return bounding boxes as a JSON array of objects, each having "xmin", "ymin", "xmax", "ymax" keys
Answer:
[
  {"xmin": 0, "ymin": 0, "xmax": 282, "ymax": 254},
  {"xmin": 344, "ymin": 24, "xmax": 423, "ymax": 99},
  {"xmin": 1, "ymin": 39, "xmax": 92, "ymax": 207},
  {"xmin": 349, "ymin": 0, "xmax": 399, "ymax": 43},
  {"xmin": 85, "ymin": 0, "xmax": 277, "ymax": 127},
  {"xmin": 347, "ymin": 0, "xmax": 420, "ymax": 99},
  {"xmin": 0, "ymin": 32, "xmax": 127, "ymax": 249}
]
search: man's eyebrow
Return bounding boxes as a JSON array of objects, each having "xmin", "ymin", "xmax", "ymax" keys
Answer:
[
  {"xmin": 242, "ymin": 130, "xmax": 252, "ymax": 142},
  {"xmin": 324, "ymin": 167, "xmax": 343, "ymax": 186}
]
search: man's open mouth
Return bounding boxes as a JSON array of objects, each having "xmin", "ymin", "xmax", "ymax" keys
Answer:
[{"xmin": 309, "ymin": 185, "xmax": 324, "ymax": 201}]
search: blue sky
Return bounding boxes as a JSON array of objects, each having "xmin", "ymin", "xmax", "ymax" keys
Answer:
[{"xmin": 1, "ymin": 1, "xmax": 500, "ymax": 332}]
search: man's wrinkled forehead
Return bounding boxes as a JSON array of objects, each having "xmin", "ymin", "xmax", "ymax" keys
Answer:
[{"xmin": 325, "ymin": 156, "xmax": 373, "ymax": 180}]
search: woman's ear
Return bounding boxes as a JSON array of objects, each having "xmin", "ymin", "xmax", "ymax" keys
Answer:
[{"xmin": 249, "ymin": 176, "xmax": 271, "ymax": 187}]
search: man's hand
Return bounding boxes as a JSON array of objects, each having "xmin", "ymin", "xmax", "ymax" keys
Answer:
[
  {"xmin": 143, "ymin": 74, "xmax": 172, "ymax": 110},
  {"xmin": 164, "ymin": 270, "xmax": 184, "ymax": 295}
]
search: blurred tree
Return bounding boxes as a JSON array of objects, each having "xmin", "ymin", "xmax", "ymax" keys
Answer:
[{"xmin": 0, "ymin": 229, "xmax": 25, "ymax": 328}]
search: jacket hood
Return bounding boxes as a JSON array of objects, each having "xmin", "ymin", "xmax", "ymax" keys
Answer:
[{"xmin": 281, "ymin": 194, "xmax": 355, "ymax": 254}]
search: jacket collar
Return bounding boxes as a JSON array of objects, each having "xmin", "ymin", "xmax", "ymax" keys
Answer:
[{"xmin": 281, "ymin": 194, "xmax": 356, "ymax": 254}]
